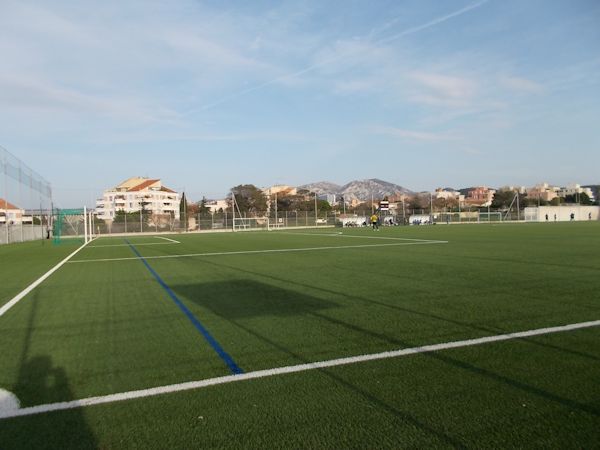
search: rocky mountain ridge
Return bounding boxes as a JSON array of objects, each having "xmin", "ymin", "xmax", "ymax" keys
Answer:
[{"xmin": 299, "ymin": 179, "xmax": 412, "ymax": 202}]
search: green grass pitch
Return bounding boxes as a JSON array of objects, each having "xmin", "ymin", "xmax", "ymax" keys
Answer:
[{"xmin": 0, "ymin": 223, "xmax": 599, "ymax": 448}]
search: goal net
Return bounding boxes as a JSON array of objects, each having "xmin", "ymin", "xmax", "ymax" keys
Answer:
[
  {"xmin": 233, "ymin": 217, "xmax": 268, "ymax": 231},
  {"xmin": 53, "ymin": 208, "xmax": 93, "ymax": 244}
]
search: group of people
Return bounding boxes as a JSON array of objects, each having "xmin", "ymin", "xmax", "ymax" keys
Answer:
[{"xmin": 544, "ymin": 212, "xmax": 593, "ymax": 221}]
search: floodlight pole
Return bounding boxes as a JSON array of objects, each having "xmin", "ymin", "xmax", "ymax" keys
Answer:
[
  {"xmin": 314, "ymin": 193, "xmax": 318, "ymax": 227},
  {"xmin": 231, "ymin": 190, "xmax": 235, "ymax": 232},
  {"xmin": 430, "ymin": 192, "xmax": 433, "ymax": 224},
  {"xmin": 84, "ymin": 206, "xmax": 88, "ymax": 243},
  {"xmin": 3, "ymin": 152, "xmax": 8, "ymax": 244}
]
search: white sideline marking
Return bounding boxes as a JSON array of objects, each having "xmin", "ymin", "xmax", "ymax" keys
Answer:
[
  {"xmin": 87, "ymin": 242, "xmax": 179, "ymax": 248},
  {"xmin": 68, "ymin": 240, "xmax": 448, "ymax": 264},
  {"xmin": 1, "ymin": 319, "xmax": 598, "ymax": 419},
  {"xmin": 87, "ymin": 236, "xmax": 180, "ymax": 248},
  {"xmin": 0, "ymin": 240, "xmax": 90, "ymax": 317},
  {"xmin": 155, "ymin": 236, "xmax": 180, "ymax": 243}
]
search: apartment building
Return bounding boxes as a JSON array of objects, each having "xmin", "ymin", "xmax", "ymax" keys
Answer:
[
  {"xmin": 95, "ymin": 177, "xmax": 180, "ymax": 221},
  {"xmin": 557, "ymin": 183, "xmax": 595, "ymax": 202},
  {"xmin": 464, "ymin": 186, "xmax": 496, "ymax": 207},
  {"xmin": 525, "ymin": 183, "xmax": 559, "ymax": 202},
  {"xmin": 0, "ymin": 198, "xmax": 25, "ymax": 224},
  {"xmin": 433, "ymin": 188, "xmax": 465, "ymax": 204}
]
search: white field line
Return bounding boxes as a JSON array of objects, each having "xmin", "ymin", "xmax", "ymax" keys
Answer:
[
  {"xmin": 87, "ymin": 236, "xmax": 180, "ymax": 248},
  {"xmin": 155, "ymin": 236, "xmax": 180, "ymax": 243},
  {"xmin": 87, "ymin": 242, "xmax": 179, "ymax": 248},
  {"xmin": 68, "ymin": 240, "xmax": 448, "ymax": 264},
  {"xmin": 0, "ymin": 240, "xmax": 91, "ymax": 318},
  {"xmin": 1, "ymin": 319, "xmax": 598, "ymax": 419},
  {"xmin": 276, "ymin": 231, "xmax": 446, "ymax": 243}
]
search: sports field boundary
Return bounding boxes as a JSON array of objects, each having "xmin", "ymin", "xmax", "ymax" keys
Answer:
[
  {"xmin": 0, "ymin": 239, "xmax": 92, "ymax": 317},
  {"xmin": 68, "ymin": 240, "xmax": 448, "ymax": 264},
  {"xmin": 1, "ymin": 318, "xmax": 598, "ymax": 420}
]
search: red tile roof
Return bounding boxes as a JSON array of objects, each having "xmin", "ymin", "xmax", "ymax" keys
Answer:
[
  {"xmin": 160, "ymin": 186, "xmax": 176, "ymax": 193},
  {"xmin": 128, "ymin": 179, "xmax": 160, "ymax": 192},
  {"xmin": 0, "ymin": 198, "xmax": 19, "ymax": 210}
]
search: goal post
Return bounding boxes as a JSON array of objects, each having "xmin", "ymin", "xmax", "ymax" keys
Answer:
[
  {"xmin": 478, "ymin": 211, "xmax": 503, "ymax": 222},
  {"xmin": 232, "ymin": 217, "xmax": 269, "ymax": 231},
  {"xmin": 53, "ymin": 208, "xmax": 92, "ymax": 244}
]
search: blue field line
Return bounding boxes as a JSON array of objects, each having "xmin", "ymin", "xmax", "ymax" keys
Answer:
[{"xmin": 126, "ymin": 240, "xmax": 244, "ymax": 375}]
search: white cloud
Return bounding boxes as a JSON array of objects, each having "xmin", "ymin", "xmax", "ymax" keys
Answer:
[
  {"xmin": 0, "ymin": 74, "xmax": 177, "ymax": 123},
  {"xmin": 409, "ymin": 72, "xmax": 478, "ymax": 107},
  {"xmin": 499, "ymin": 76, "xmax": 544, "ymax": 94},
  {"xmin": 370, "ymin": 126, "xmax": 460, "ymax": 142}
]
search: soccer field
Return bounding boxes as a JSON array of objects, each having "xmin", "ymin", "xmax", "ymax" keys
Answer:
[{"xmin": 1, "ymin": 223, "xmax": 599, "ymax": 448}]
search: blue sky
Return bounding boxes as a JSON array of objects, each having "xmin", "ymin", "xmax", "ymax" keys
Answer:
[{"xmin": 1, "ymin": 0, "xmax": 599, "ymax": 207}]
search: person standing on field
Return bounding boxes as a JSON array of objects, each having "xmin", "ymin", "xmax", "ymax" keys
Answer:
[{"xmin": 370, "ymin": 213, "xmax": 379, "ymax": 231}]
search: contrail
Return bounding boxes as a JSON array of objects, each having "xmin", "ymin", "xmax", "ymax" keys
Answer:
[{"xmin": 187, "ymin": 0, "xmax": 489, "ymax": 113}]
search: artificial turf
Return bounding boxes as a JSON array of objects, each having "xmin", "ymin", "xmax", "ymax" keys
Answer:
[{"xmin": 0, "ymin": 222, "xmax": 599, "ymax": 448}]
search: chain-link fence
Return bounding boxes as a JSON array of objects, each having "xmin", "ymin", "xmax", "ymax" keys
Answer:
[
  {"xmin": 1, "ymin": 146, "xmax": 53, "ymax": 245},
  {"xmin": 90, "ymin": 206, "xmax": 525, "ymax": 236}
]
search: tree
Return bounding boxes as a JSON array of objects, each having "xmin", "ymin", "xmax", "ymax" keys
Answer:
[
  {"xmin": 491, "ymin": 190, "xmax": 517, "ymax": 209},
  {"xmin": 198, "ymin": 197, "xmax": 210, "ymax": 215},
  {"xmin": 179, "ymin": 192, "xmax": 188, "ymax": 229},
  {"xmin": 565, "ymin": 192, "xmax": 592, "ymax": 205},
  {"xmin": 230, "ymin": 184, "xmax": 267, "ymax": 214},
  {"xmin": 408, "ymin": 193, "xmax": 430, "ymax": 211}
]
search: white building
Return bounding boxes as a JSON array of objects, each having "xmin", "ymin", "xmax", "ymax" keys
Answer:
[
  {"xmin": 0, "ymin": 198, "xmax": 25, "ymax": 224},
  {"xmin": 557, "ymin": 184, "xmax": 595, "ymax": 203},
  {"xmin": 433, "ymin": 188, "xmax": 465, "ymax": 204},
  {"xmin": 206, "ymin": 199, "xmax": 228, "ymax": 213},
  {"xmin": 96, "ymin": 177, "xmax": 180, "ymax": 221}
]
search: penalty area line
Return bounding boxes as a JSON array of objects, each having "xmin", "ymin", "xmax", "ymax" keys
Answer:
[
  {"xmin": 275, "ymin": 231, "xmax": 446, "ymax": 243},
  {"xmin": 68, "ymin": 240, "xmax": 448, "ymax": 264},
  {"xmin": 0, "ymin": 240, "xmax": 91, "ymax": 318},
  {"xmin": 1, "ymin": 319, "xmax": 599, "ymax": 419}
]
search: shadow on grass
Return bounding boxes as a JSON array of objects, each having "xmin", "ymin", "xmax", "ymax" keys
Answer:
[
  {"xmin": 173, "ymin": 279, "xmax": 466, "ymax": 447},
  {"xmin": 0, "ymin": 289, "xmax": 97, "ymax": 449},
  {"xmin": 173, "ymin": 279, "xmax": 338, "ymax": 319},
  {"xmin": 177, "ymin": 260, "xmax": 600, "ymax": 421},
  {"xmin": 197, "ymin": 257, "xmax": 600, "ymax": 363}
]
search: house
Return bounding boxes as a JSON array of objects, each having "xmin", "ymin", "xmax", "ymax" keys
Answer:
[
  {"xmin": 206, "ymin": 199, "xmax": 229, "ymax": 213},
  {"xmin": 263, "ymin": 185, "xmax": 298, "ymax": 197},
  {"xmin": 464, "ymin": 186, "xmax": 496, "ymax": 207},
  {"xmin": 433, "ymin": 188, "xmax": 464, "ymax": 204},
  {"xmin": 95, "ymin": 177, "xmax": 180, "ymax": 221},
  {"xmin": 525, "ymin": 183, "xmax": 559, "ymax": 202},
  {"xmin": 0, "ymin": 198, "xmax": 25, "ymax": 224}
]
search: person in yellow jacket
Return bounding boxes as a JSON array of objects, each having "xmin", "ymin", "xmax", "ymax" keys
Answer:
[{"xmin": 370, "ymin": 213, "xmax": 379, "ymax": 231}]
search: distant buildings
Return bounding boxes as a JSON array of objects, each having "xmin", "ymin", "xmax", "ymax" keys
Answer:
[
  {"xmin": 557, "ymin": 183, "xmax": 595, "ymax": 202},
  {"xmin": 95, "ymin": 177, "xmax": 180, "ymax": 221},
  {"xmin": 433, "ymin": 188, "xmax": 464, "ymax": 204},
  {"xmin": 205, "ymin": 199, "xmax": 228, "ymax": 213},
  {"xmin": 263, "ymin": 185, "xmax": 297, "ymax": 197},
  {"xmin": 0, "ymin": 198, "xmax": 25, "ymax": 224},
  {"xmin": 465, "ymin": 186, "xmax": 496, "ymax": 207},
  {"xmin": 523, "ymin": 183, "xmax": 559, "ymax": 202}
]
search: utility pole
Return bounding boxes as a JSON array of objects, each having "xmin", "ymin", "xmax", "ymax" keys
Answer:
[
  {"xmin": 430, "ymin": 192, "xmax": 433, "ymax": 224},
  {"xmin": 314, "ymin": 193, "xmax": 318, "ymax": 226}
]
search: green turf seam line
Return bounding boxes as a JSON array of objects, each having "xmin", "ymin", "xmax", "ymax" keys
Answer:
[
  {"xmin": 68, "ymin": 240, "xmax": 449, "ymax": 264},
  {"xmin": 1, "ymin": 318, "xmax": 598, "ymax": 419},
  {"xmin": 0, "ymin": 240, "xmax": 92, "ymax": 318}
]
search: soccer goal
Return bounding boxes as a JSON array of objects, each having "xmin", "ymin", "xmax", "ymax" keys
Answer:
[
  {"xmin": 53, "ymin": 207, "xmax": 94, "ymax": 244},
  {"xmin": 232, "ymin": 217, "xmax": 268, "ymax": 231},
  {"xmin": 478, "ymin": 211, "xmax": 503, "ymax": 222}
]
